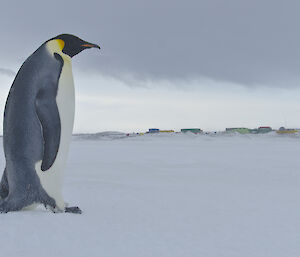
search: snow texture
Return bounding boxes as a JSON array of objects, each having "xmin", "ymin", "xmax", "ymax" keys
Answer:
[{"xmin": 0, "ymin": 132, "xmax": 299, "ymax": 257}]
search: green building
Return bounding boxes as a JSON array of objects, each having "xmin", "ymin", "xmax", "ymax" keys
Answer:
[
  {"xmin": 226, "ymin": 128, "xmax": 250, "ymax": 134},
  {"xmin": 181, "ymin": 128, "xmax": 203, "ymax": 134},
  {"xmin": 257, "ymin": 126, "xmax": 272, "ymax": 133},
  {"xmin": 249, "ymin": 128, "xmax": 258, "ymax": 134}
]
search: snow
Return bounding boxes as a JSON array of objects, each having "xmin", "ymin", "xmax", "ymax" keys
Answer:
[{"xmin": 0, "ymin": 132, "xmax": 300, "ymax": 257}]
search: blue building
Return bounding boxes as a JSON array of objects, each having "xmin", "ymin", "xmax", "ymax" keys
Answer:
[{"xmin": 148, "ymin": 128, "xmax": 160, "ymax": 133}]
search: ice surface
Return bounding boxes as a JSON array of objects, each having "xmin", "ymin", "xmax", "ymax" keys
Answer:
[{"xmin": 0, "ymin": 133, "xmax": 299, "ymax": 257}]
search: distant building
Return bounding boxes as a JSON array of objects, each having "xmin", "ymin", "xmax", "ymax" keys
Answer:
[
  {"xmin": 249, "ymin": 128, "xmax": 258, "ymax": 134},
  {"xmin": 148, "ymin": 128, "xmax": 160, "ymax": 133},
  {"xmin": 225, "ymin": 128, "xmax": 250, "ymax": 134},
  {"xmin": 257, "ymin": 126, "xmax": 272, "ymax": 133},
  {"xmin": 181, "ymin": 128, "xmax": 203, "ymax": 134},
  {"xmin": 276, "ymin": 127, "xmax": 299, "ymax": 134},
  {"xmin": 159, "ymin": 130, "xmax": 175, "ymax": 133}
]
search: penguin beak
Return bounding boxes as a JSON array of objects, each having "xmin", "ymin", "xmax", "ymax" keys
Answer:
[{"xmin": 81, "ymin": 43, "xmax": 101, "ymax": 49}]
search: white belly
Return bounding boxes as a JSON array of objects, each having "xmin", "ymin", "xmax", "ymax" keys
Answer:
[{"xmin": 35, "ymin": 59, "xmax": 75, "ymax": 211}]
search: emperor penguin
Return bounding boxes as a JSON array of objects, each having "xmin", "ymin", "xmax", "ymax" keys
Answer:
[{"xmin": 0, "ymin": 34, "xmax": 100, "ymax": 213}]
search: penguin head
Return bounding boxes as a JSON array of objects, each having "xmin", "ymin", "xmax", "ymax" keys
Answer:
[{"xmin": 49, "ymin": 34, "xmax": 100, "ymax": 58}]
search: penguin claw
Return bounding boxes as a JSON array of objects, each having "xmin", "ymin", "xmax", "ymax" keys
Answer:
[
  {"xmin": 65, "ymin": 206, "xmax": 82, "ymax": 214},
  {"xmin": 0, "ymin": 203, "xmax": 11, "ymax": 213},
  {"xmin": 0, "ymin": 209, "xmax": 8, "ymax": 214}
]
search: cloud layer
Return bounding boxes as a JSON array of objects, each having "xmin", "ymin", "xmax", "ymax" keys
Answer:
[
  {"xmin": 0, "ymin": 1, "xmax": 299, "ymax": 132},
  {"xmin": 1, "ymin": 0, "xmax": 300, "ymax": 87}
]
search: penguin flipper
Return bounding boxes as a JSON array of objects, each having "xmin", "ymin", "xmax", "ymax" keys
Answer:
[{"xmin": 36, "ymin": 88, "xmax": 61, "ymax": 171}]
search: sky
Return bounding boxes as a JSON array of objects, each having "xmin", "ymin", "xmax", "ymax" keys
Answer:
[{"xmin": 0, "ymin": 0, "xmax": 300, "ymax": 132}]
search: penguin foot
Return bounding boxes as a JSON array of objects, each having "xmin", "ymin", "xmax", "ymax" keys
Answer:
[
  {"xmin": 0, "ymin": 200, "xmax": 21, "ymax": 213},
  {"xmin": 44, "ymin": 204, "xmax": 62, "ymax": 213},
  {"xmin": 0, "ymin": 203, "xmax": 9, "ymax": 213},
  {"xmin": 65, "ymin": 206, "xmax": 82, "ymax": 214},
  {"xmin": 39, "ymin": 191, "xmax": 57, "ymax": 212}
]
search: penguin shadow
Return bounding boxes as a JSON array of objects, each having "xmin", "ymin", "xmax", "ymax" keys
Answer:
[
  {"xmin": 15, "ymin": 205, "xmax": 82, "ymax": 214},
  {"xmin": 0, "ymin": 205, "xmax": 82, "ymax": 215}
]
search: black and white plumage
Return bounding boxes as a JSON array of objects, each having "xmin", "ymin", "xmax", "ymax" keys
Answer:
[{"xmin": 0, "ymin": 34, "xmax": 100, "ymax": 213}]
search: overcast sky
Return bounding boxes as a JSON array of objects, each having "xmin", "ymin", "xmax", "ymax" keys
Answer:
[{"xmin": 0, "ymin": 0, "xmax": 300, "ymax": 132}]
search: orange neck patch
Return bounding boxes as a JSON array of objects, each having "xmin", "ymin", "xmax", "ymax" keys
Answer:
[{"xmin": 56, "ymin": 39, "xmax": 65, "ymax": 51}]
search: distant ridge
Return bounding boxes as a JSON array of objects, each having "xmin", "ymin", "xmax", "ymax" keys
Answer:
[{"xmin": 73, "ymin": 131, "xmax": 127, "ymax": 140}]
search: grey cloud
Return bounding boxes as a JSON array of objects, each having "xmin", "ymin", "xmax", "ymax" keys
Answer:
[{"xmin": 1, "ymin": 0, "xmax": 300, "ymax": 87}]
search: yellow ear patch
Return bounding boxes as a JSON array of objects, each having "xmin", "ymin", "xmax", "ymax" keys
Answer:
[{"xmin": 56, "ymin": 39, "xmax": 65, "ymax": 51}]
